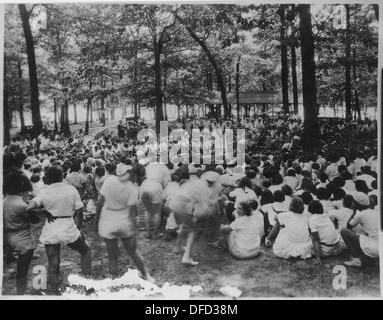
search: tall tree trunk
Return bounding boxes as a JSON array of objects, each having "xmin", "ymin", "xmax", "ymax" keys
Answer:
[
  {"xmin": 154, "ymin": 46, "xmax": 164, "ymax": 135},
  {"xmin": 290, "ymin": 12, "xmax": 299, "ymax": 113},
  {"xmin": 352, "ymin": 49, "xmax": 361, "ymax": 120},
  {"xmin": 90, "ymin": 102, "xmax": 93, "ymax": 123},
  {"xmin": 53, "ymin": 98, "xmax": 58, "ymax": 131},
  {"xmin": 236, "ymin": 57, "xmax": 240, "ymax": 121},
  {"xmin": 17, "ymin": 60, "xmax": 25, "ymax": 129},
  {"xmin": 299, "ymin": 4, "xmax": 319, "ymax": 153},
  {"xmin": 63, "ymin": 99, "xmax": 71, "ymax": 137},
  {"xmin": 60, "ymin": 101, "xmax": 65, "ymax": 128},
  {"xmin": 279, "ymin": 4, "xmax": 290, "ymax": 115},
  {"xmin": 18, "ymin": 4, "xmax": 42, "ymax": 135},
  {"xmin": 100, "ymin": 78, "xmax": 106, "ymax": 126},
  {"xmin": 85, "ymin": 82, "xmax": 92, "ymax": 135},
  {"xmin": 175, "ymin": 14, "xmax": 229, "ymax": 117},
  {"xmin": 3, "ymin": 55, "xmax": 11, "ymax": 144},
  {"xmin": 73, "ymin": 102, "xmax": 78, "ymax": 124},
  {"xmin": 345, "ymin": 4, "xmax": 352, "ymax": 121}
]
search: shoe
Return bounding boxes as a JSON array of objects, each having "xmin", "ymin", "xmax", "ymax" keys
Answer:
[{"xmin": 344, "ymin": 259, "xmax": 362, "ymax": 268}]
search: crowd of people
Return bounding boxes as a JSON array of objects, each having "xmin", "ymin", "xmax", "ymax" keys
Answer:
[{"xmin": 2, "ymin": 110, "xmax": 379, "ymax": 295}]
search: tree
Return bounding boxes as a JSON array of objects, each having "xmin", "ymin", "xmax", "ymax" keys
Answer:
[
  {"xmin": 3, "ymin": 55, "xmax": 11, "ymax": 145},
  {"xmin": 299, "ymin": 4, "xmax": 319, "ymax": 152},
  {"xmin": 278, "ymin": 4, "xmax": 289, "ymax": 115},
  {"xmin": 18, "ymin": 4, "xmax": 42, "ymax": 135}
]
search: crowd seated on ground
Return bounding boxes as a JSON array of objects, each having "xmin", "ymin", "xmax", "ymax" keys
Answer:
[{"xmin": 2, "ymin": 111, "xmax": 379, "ymax": 294}]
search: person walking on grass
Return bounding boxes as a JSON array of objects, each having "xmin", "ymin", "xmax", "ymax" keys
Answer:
[
  {"xmin": 94, "ymin": 164, "xmax": 154, "ymax": 282},
  {"xmin": 26, "ymin": 166, "xmax": 92, "ymax": 294}
]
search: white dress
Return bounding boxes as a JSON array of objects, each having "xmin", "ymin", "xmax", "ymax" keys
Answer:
[
  {"xmin": 227, "ymin": 215, "xmax": 260, "ymax": 259},
  {"xmin": 273, "ymin": 211, "xmax": 314, "ymax": 259}
]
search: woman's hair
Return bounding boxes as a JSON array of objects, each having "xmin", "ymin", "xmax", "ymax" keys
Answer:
[
  {"xmin": 70, "ymin": 162, "xmax": 81, "ymax": 172},
  {"xmin": 308, "ymin": 200, "xmax": 324, "ymax": 215},
  {"xmin": 45, "ymin": 166, "xmax": 64, "ymax": 185},
  {"xmin": 30, "ymin": 173, "xmax": 41, "ymax": 183},
  {"xmin": 95, "ymin": 167, "xmax": 105, "ymax": 177},
  {"xmin": 333, "ymin": 176, "xmax": 345, "ymax": 188},
  {"xmin": 128, "ymin": 164, "xmax": 146, "ymax": 186},
  {"xmin": 298, "ymin": 191, "xmax": 314, "ymax": 205},
  {"xmin": 83, "ymin": 165, "xmax": 92, "ymax": 174},
  {"xmin": 272, "ymin": 190, "xmax": 285, "ymax": 203},
  {"xmin": 260, "ymin": 189, "xmax": 273, "ymax": 206},
  {"xmin": 238, "ymin": 177, "xmax": 252, "ymax": 190},
  {"xmin": 286, "ymin": 168, "xmax": 296, "ymax": 177},
  {"xmin": 249, "ymin": 200, "xmax": 258, "ymax": 211},
  {"xmin": 238, "ymin": 201, "xmax": 252, "ymax": 216},
  {"xmin": 105, "ymin": 163, "xmax": 117, "ymax": 174},
  {"xmin": 332, "ymin": 187, "xmax": 346, "ymax": 201},
  {"xmin": 343, "ymin": 195, "xmax": 354, "ymax": 209},
  {"xmin": 281, "ymin": 184, "xmax": 293, "ymax": 197},
  {"xmin": 316, "ymin": 187, "xmax": 332, "ymax": 200},
  {"xmin": 355, "ymin": 180, "xmax": 370, "ymax": 194},
  {"xmin": 317, "ymin": 172, "xmax": 329, "ymax": 183},
  {"xmin": 271, "ymin": 173, "xmax": 283, "ymax": 185},
  {"xmin": 252, "ymin": 185, "xmax": 263, "ymax": 198},
  {"xmin": 369, "ymin": 195, "xmax": 377, "ymax": 209},
  {"xmin": 3, "ymin": 171, "xmax": 32, "ymax": 195},
  {"xmin": 244, "ymin": 169, "xmax": 255, "ymax": 180},
  {"xmin": 301, "ymin": 177, "xmax": 316, "ymax": 193},
  {"xmin": 289, "ymin": 197, "xmax": 305, "ymax": 214},
  {"xmin": 262, "ymin": 179, "xmax": 271, "ymax": 189}
]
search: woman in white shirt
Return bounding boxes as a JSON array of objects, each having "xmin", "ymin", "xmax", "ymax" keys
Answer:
[
  {"xmin": 229, "ymin": 177, "xmax": 258, "ymax": 209},
  {"xmin": 265, "ymin": 197, "xmax": 314, "ymax": 260},
  {"xmin": 220, "ymin": 202, "xmax": 261, "ymax": 259},
  {"xmin": 309, "ymin": 201, "xmax": 342, "ymax": 266}
]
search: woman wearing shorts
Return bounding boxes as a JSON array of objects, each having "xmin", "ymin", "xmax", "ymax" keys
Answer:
[
  {"xmin": 94, "ymin": 164, "xmax": 153, "ymax": 282},
  {"xmin": 26, "ymin": 166, "xmax": 92, "ymax": 294}
]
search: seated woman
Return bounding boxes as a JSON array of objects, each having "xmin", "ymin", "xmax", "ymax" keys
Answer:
[
  {"xmin": 308, "ymin": 201, "xmax": 342, "ymax": 266},
  {"xmin": 265, "ymin": 197, "xmax": 314, "ymax": 260},
  {"xmin": 341, "ymin": 192, "xmax": 379, "ymax": 268},
  {"xmin": 219, "ymin": 202, "xmax": 261, "ymax": 260}
]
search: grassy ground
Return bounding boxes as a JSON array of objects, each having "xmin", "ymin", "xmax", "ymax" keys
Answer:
[{"xmin": 2, "ymin": 216, "xmax": 380, "ymax": 298}]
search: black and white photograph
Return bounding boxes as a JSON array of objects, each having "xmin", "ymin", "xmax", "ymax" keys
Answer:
[{"xmin": 0, "ymin": 0, "xmax": 381, "ymax": 301}]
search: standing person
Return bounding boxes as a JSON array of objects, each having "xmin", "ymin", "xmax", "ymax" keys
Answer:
[
  {"xmin": 26, "ymin": 166, "xmax": 92, "ymax": 294},
  {"xmin": 170, "ymin": 179, "xmax": 212, "ymax": 266},
  {"xmin": 341, "ymin": 192, "xmax": 379, "ymax": 268},
  {"xmin": 139, "ymin": 163, "xmax": 171, "ymax": 239},
  {"xmin": 94, "ymin": 164, "xmax": 154, "ymax": 282},
  {"xmin": 66, "ymin": 162, "xmax": 86, "ymax": 229},
  {"xmin": 117, "ymin": 120, "xmax": 126, "ymax": 140},
  {"xmin": 3, "ymin": 172, "xmax": 39, "ymax": 295},
  {"xmin": 83, "ymin": 165, "xmax": 98, "ymax": 215}
]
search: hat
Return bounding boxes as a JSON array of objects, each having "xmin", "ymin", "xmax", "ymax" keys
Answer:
[
  {"xmin": 353, "ymin": 192, "xmax": 370, "ymax": 207},
  {"xmin": 201, "ymin": 170, "xmax": 220, "ymax": 183}
]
